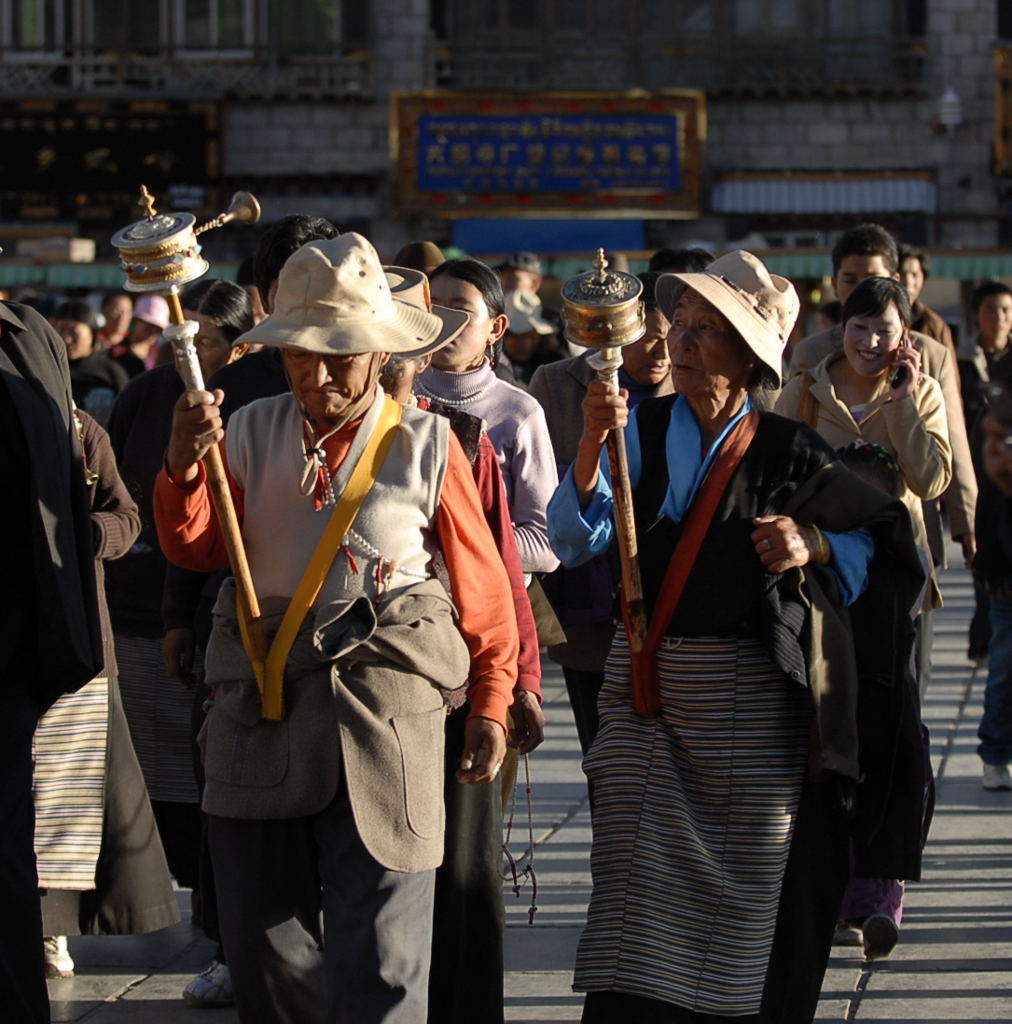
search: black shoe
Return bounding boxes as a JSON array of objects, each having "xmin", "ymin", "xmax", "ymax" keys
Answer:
[{"xmin": 862, "ymin": 913, "xmax": 898, "ymax": 958}]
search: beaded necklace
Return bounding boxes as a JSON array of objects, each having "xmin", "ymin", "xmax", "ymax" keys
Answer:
[
  {"xmin": 415, "ymin": 360, "xmax": 494, "ymax": 408},
  {"xmin": 299, "ymin": 419, "xmax": 344, "ymax": 511}
]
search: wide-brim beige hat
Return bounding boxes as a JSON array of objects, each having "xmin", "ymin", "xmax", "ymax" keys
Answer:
[
  {"xmin": 504, "ymin": 289, "xmax": 555, "ymax": 335},
  {"xmin": 656, "ymin": 250, "xmax": 799, "ymax": 385},
  {"xmin": 391, "ymin": 240, "xmax": 445, "ymax": 276},
  {"xmin": 237, "ymin": 234, "xmax": 445, "ymax": 355},
  {"xmin": 384, "ymin": 265, "xmax": 469, "ymax": 358}
]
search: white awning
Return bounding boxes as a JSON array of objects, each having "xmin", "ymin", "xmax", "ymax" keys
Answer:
[{"xmin": 711, "ymin": 176, "xmax": 937, "ymax": 215}]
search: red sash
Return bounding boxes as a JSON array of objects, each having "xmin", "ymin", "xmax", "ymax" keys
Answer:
[{"xmin": 628, "ymin": 410, "xmax": 760, "ymax": 717}]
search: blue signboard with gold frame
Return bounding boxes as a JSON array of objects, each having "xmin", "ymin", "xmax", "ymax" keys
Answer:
[{"xmin": 392, "ymin": 91, "xmax": 704, "ymax": 219}]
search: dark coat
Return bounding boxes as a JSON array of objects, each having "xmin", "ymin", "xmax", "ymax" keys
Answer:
[
  {"xmin": 76, "ymin": 410, "xmax": 142, "ymax": 676},
  {"xmin": 973, "ymin": 352, "xmax": 1012, "ymax": 587},
  {"xmin": 0, "ymin": 302, "xmax": 102, "ymax": 709},
  {"xmin": 105, "ymin": 363, "xmax": 183, "ymax": 635},
  {"xmin": 635, "ymin": 401, "xmax": 927, "ymax": 880}
]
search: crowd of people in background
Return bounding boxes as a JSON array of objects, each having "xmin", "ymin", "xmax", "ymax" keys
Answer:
[{"xmin": 3, "ymin": 217, "xmax": 1012, "ymax": 1024}]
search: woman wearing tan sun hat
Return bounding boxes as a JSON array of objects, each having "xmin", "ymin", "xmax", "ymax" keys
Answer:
[
  {"xmin": 548, "ymin": 250, "xmax": 927, "ymax": 1021},
  {"xmin": 152, "ymin": 233, "xmax": 520, "ymax": 1023}
]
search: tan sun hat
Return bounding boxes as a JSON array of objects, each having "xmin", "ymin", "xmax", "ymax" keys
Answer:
[
  {"xmin": 655, "ymin": 250, "xmax": 799, "ymax": 384},
  {"xmin": 391, "ymin": 240, "xmax": 445, "ymax": 276},
  {"xmin": 237, "ymin": 234, "xmax": 445, "ymax": 355},
  {"xmin": 384, "ymin": 265, "xmax": 469, "ymax": 356},
  {"xmin": 504, "ymin": 289, "xmax": 555, "ymax": 335}
]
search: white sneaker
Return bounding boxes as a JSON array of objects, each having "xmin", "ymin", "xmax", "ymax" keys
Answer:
[
  {"xmin": 982, "ymin": 763, "xmax": 1012, "ymax": 790},
  {"xmin": 833, "ymin": 921, "xmax": 863, "ymax": 947},
  {"xmin": 43, "ymin": 935, "xmax": 74, "ymax": 978},
  {"xmin": 182, "ymin": 960, "xmax": 234, "ymax": 1007}
]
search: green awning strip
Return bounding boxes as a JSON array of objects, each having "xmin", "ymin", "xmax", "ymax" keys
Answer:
[
  {"xmin": 543, "ymin": 252, "xmax": 1012, "ymax": 282},
  {"xmin": 0, "ymin": 262, "xmax": 238, "ymax": 289},
  {"xmin": 3, "ymin": 253, "xmax": 1012, "ymax": 291}
]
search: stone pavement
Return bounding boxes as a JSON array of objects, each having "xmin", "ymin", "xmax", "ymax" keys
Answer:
[{"xmin": 48, "ymin": 555, "xmax": 1012, "ymax": 1021}]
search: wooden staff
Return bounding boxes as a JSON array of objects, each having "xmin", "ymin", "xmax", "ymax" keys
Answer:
[
  {"xmin": 591, "ymin": 348, "xmax": 648, "ymax": 653},
  {"xmin": 164, "ymin": 292, "xmax": 270, "ymax": 707}
]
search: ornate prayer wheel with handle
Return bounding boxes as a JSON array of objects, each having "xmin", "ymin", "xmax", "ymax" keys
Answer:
[
  {"xmin": 560, "ymin": 248, "xmax": 645, "ymax": 351},
  {"xmin": 111, "ymin": 187, "xmax": 276, "ymax": 718},
  {"xmin": 560, "ymin": 249, "xmax": 649, "ymax": 662},
  {"xmin": 111, "ymin": 185, "xmax": 260, "ymax": 293}
]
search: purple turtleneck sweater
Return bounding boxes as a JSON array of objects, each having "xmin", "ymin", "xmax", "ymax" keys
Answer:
[{"xmin": 416, "ymin": 363, "xmax": 560, "ymax": 574}]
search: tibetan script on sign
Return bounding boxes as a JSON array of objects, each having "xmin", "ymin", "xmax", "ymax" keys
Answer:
[{"xmin": 392, "ymin": 92, "xmax": 704, "ymax": 218}]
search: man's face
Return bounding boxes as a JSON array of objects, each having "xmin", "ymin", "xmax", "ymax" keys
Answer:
[
  {"xmin": 282, "ymin": 349, "xmax": 389, "ymax": 431},
  {"xmin": 899, "ymin": 257, "xmax": 925, "ymax": 305},
  {"xmin": 500, "ymin": 267, "xmax": 541, "ymax": 294},
  {"xmin": 622, "ymin": 309, "xmax": 672, "ymax": 386},
  {"xmin": 832, "ymin": 254, "xmax": 894, "ymax": 305},
  {"xmin": 975, "ymin": 293, "xmax": 1012, "ymax": 351},
  {"xmin": 102, "ymin": 295, "xmax": 133, "ymax": 337},
  {"xmin": 55, "ymin": 319, "xmax": 93, "ymax": 360}
]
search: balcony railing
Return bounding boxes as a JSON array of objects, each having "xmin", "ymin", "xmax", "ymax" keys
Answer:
[
  {"xmin": 437, "ymin": 36, "xmax": 926, "ymax": 97},
  {"xmin": 0, "ymin": 48, "xmax": 373, "ymax": 99}
]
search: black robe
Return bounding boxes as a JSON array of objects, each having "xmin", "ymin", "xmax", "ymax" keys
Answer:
[{"xmin": 0, "ymin": 301, "xmax": 102, "ymax": 708}]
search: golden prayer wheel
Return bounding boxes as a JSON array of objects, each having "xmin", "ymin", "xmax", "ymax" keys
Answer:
[
  {"xmin": 110, "ymin": 185, "xmax": 273, "ymax": 718},
  {"xmin": 559, "ymin": 248, "xmax": 648, "ymax": 668},
  {"xmin": 111, "ymin": 186, "xmax": 261, "ymax": 293},
  {"xmin": 560, "ymin": 249, "xmax": 645, "ymax": 351}
]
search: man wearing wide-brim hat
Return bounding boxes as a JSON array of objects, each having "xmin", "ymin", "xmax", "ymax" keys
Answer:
[{"xmin": 153, "ymin": 234, "xmax": 519, "ymax": 1023}]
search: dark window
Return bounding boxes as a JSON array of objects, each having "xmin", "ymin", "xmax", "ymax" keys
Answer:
[
  {"xmin": 1001, "ymin": 0, "xmax": 1012, "ymax": 41},
  {"xmin": 443, "ymin": 0, "xmax": 925, "ymax": 94},
  {"xmin": 276, "ymin": 0, "xmax": 338, "ymax": 53},
  {"xmin": 92, "ymin": 0, "xmax": 161, "ymax": 51},
  {"xmin": 10, "ymin": 0, "xmax": 68, "ymax": 49}
]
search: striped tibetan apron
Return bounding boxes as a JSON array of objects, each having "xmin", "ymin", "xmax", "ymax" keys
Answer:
[
  {"xmin": 33, "ymin": 676, "xmax": 109, "ymax": 890},
  {"xmin": 115, "ymin": 636, "xmax": 200, "ymax": 804},
  {"xmin": 574, "ymin": 634, "xmax": 811, "ymax": 1015}
]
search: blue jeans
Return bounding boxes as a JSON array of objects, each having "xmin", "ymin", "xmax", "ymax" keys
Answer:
[{"xmin": 978, "ymin": 597, "xmax": 1012, "ymax": 765}]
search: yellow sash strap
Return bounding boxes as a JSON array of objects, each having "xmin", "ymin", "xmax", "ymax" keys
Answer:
[{"xmin": 241, "ymin": 395, "xmax": 404, "ymax": 722}]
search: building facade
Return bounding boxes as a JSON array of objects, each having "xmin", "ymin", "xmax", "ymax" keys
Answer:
[{"xmin": 0, "ymin": 0, "xmax": 1006, "ymax": 261}]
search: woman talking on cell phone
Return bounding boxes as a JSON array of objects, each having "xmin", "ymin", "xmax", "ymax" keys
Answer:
[{"xmin": 777, "ymin": 274, "xmax": 952, "ymax": 657}]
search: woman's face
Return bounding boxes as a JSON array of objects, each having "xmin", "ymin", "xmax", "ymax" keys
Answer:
[
  {"xmin": 622, "ymin": 309, "xmax": 672, "ymax": 386},
  {"xmin": 842, "ymin": 302, "xmax": 906, "ymax": 378},
  {"xmin": 667, "ymin": 291, "xmax": 753, "ymax": 401},
  {"xmin": 428, "ymin": 275, "xmax": 506, "ymax": 373},
  {"xmin": 185, "ymin": 310, "xmax": 237, "ymax": 380}
]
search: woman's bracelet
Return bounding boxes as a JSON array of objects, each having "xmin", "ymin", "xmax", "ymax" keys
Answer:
[{"xmin": 808, "ymin": 523, "xmax": 831, "ymax": 565}]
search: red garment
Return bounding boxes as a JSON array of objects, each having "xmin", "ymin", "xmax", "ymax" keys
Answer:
[
  {"xmin": 154, "ymin": 425, "xmax": 518, "ymax": 730},
  {"xmin": 472, "ymin": 433, "xmax": 542, "ymax": 700}
]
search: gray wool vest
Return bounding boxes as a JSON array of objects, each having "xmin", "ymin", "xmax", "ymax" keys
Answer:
[{"xmin": 226, "ymin": 386, "xmax": 449, "ymax": 606}]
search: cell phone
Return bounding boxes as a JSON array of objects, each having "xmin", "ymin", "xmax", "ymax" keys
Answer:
[{"xmin": 889, "ymin": 363, "xmax": 909, "ymax": 388}]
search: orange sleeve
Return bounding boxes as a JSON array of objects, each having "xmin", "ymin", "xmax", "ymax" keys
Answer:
[
  {"xmin": 153, "ymin": 444, "xmax": 244, "ymax": 572},
  {"xmin": 436, "ymin": 432, "xmax": 519, "ymax": 732}
]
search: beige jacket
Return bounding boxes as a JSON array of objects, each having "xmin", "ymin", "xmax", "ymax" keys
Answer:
[
  {"xmin": 201, "ymin": 577, "xmax": 471, "ymax": 873},
  {"xmin": 789, "ymin": 325, "xmax": 975, "ymax": 563},
  {"xmin": 776, "ymin": 352, "xmax": 951, "ymax": 609}
]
